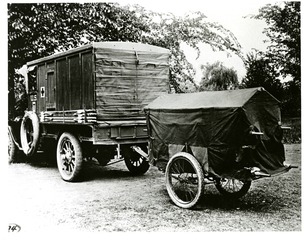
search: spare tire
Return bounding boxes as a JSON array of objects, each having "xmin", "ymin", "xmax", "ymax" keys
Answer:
[{"xmin": 20, "ymin": 111, "xmax": 40, "ymax": 156}]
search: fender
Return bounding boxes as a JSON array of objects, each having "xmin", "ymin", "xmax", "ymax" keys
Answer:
[
  {"xmin": 8, "ymin": 125, "xmax": 22, "ymax": 150},
  {"xmin": 8, "ymin": 119, "xmax": 23, "ymax": 150}
]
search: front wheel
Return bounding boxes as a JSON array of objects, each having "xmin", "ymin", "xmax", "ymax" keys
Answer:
[
  {"xmin": 215, "ymin": 178, "xmax": 251, "ymax": 198},
  {"xmin": 165, "ymin": 152, "xmax": 204, "ymax": 209},
  {"xmin": 56, "ymin": 132, "xmax": 83, "ymax": 182},
  {"xmin": 8, "ymin": 128, "xmax": 18, "ymax": 163}
]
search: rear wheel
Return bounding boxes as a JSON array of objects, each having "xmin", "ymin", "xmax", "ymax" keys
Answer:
[
  {"xmin": 56, "ymin": 132, "xmax": 83, "ymax": 182},
  {"xmin": 215, "ymin": 178, "xmax": 251, "ymax": 198},
  {"xmin": 123, "ymin": 146, "xmax": 150, "ymax": 175},
  {"xmin": 165, "ymin": 152, "xmax": 204, "ymax": 209}
]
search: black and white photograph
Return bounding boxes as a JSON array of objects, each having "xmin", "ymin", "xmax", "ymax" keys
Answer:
[{"xmin": 2, "ymin": 0, "xmax": 302, "ymax": 236}]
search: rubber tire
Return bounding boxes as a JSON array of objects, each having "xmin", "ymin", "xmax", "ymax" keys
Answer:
[
  {"xmin": 56, "ymin": 132, "xmax": 83, "ymax": 182},
  {"xmin": 123, "ymin": 146, "xmax": 150, "ymax": 175},
  {"xmin": 8, "ymin": 128, "xmax": 18, "ymax": 163},
  {"xmin": 20, "ymin": 111, "xmax": 40, "ymax": 156},
  {"xmin": 165, "ymin": 152, "xmax": 204, "ymax": 209},
  {"xmin": 215, "ymin": 178, "xmax": 251, "ymax": 198}
]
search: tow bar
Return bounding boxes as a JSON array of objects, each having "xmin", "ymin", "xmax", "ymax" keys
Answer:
[{"xmin": 130, "ymin": 145, "xmax": 149, "ymax": 160}]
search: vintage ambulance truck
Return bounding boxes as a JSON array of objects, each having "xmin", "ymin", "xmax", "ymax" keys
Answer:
[{"xmin": 8, "ymin": 42, "xmax": 170, "ymax": 181}]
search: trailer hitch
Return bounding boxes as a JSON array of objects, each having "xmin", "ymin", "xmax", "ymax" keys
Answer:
[
  {"xmin": 285, "ymin": 164, "xmax": 298, "ymax": 169},
  {"xmin": 244, "ymin": 167, "xmax": 271, "ymax": 178},
  {"xmin": 130, "ymin": 145, "xmax": 149, "ymax": 161}
]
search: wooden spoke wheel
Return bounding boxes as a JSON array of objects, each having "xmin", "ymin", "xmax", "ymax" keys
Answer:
[
  {"xmin": 57, "ymin": 132, "xmax": 83, "ymax": 182},
  {"xmin": 215, "ymin": 178, "xmax": 251, "ymax": 198},
  {"xmin": 123, "ymin": 146, "xmax": 150, "ymax": 175},
  {"xmin": 165, "ymin": 152, "xmax": 204, "ymax": 209}
]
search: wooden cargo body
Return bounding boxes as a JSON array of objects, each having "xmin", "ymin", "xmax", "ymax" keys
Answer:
[{"xmin": 26, "ymin": 42, "xmax": 170, "ymax": 144}]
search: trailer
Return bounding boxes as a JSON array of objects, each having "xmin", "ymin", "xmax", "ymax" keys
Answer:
[
  {"xmin": 8, "ymin": 41, "xmax": 170, "ymax": 181},
  {"xmin": 144, "ymin": 87, "xmax": 296, "ymax": 208}
]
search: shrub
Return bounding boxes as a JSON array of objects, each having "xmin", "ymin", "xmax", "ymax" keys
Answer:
[{"xmin": 282, "ymin": 117, "xmax": 301, "ymax": 144}]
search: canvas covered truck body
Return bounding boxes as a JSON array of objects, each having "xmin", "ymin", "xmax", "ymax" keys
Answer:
[
  {"xmin": 26, "ymin": 42, "xmax": 170, "ymax": 120},
  {"xmin": 144, "ymin": 88, "xmax": 295, "ymax": 208},
  {"xmin": 9, "ymin": 42, "xmax": 170, "ymax": 181}
]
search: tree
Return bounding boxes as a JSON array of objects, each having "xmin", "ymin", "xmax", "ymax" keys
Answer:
[
  {"xmin": 246, "ymin": 2, "xmax": 301, "ymax": 116},
  {"xmin": 282, "ymin": 80, "xmax": 301, "ymax": 116},
  {"xmin": 241, "ymin": 51, "xmax": 301, "ymax": 116},
  {"xmin": 8, "ymin": 3, "xmax": 242, "ymax": 117},
  {"xmin": 241, "ymin": 52, "xmax": 284, "ymax": 99},
  {"xmin": 199, "ymin": 61, "xmax": 239, "ymax": 91},
  {"xmin": 254, "ymin": 2, "xmax": 300, "ymax": 84},
  {"xmin": 8, "ymin": 3, "xmax": 148, "ymax": 118},
  {"xmin": 8, "ymin": 3, "xmax": 147, "ymax": 71},
  {"xmin": 135, "ymin": 9, "xmax": 242, "ymax": 93}
]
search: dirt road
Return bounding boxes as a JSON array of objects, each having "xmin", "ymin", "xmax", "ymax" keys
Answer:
[{"xmin": 5, "ymin": 144, "xmax": 301, "ymax": 232}]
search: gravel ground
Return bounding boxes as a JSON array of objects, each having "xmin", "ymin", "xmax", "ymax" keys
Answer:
[{"xmin": 4, "ymin": 144, "xmax": 301, "ymax": 233}]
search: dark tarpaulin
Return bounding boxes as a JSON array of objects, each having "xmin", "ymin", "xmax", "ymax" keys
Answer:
[{"xmin": 144, "ymin": 87, "xmax": 288, "ymax": 177}]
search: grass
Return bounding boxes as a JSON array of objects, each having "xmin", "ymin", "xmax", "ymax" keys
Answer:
[{"xmin": 8, "ymin": 145, "xmax": 301, "ymax": 232}]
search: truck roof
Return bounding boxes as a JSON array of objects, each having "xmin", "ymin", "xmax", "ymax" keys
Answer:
[{"xmin": 27, "ymin": 41, "xmax": 170, "ymax": 66}]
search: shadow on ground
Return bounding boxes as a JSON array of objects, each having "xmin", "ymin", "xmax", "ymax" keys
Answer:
[
  {"xmin": 16, "ymin": 150, "xmax": 299, "ymax": 215},
  {"xmin": 24, "ymin": 153, "xmax": 147, "ymax": 182}
]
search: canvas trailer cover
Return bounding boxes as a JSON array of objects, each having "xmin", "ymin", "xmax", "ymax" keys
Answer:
[{"xmin": 145, "ymin": 87, "xmax": 289, "ymax": 179}]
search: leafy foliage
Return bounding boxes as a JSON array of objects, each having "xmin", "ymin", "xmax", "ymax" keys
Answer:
[
  {"xmin": 199, "ymin": 61, "xmax": 239, "ymax": 91},
  {"xmin": 8, "ymin": 3, "xmax": 146, "ymax": 76},
  {"xmin": 243, "ymin": 2, "xmax": 301, "ymax": 117},
  {"xmin": 241, "ymin": 52, "xmax": 284, "ymax": 100},
  {"xmin": 8, "ymin": 3, "xmax": 147, "ymax": 118},
  {"xmin": 241, "ymin": 51, "xmax": 300, "ymax": 116},
  {"xmin": 281, "ymin": 117, "xmax": 301, "ymax": 143},
  {"xmin": 135, "ymin": 9, "xmax": 242, "ymax": 93},
  {"xmin": 281, "ymin": 80, "xmax": 301, "ymax": 117},
  {"xmin": 253, "ymin": 1, "xmax": 300, "ymax": 83},
  {"xmin": 8, "ymin": 3, "xmax": 242, "ymax": 117}
]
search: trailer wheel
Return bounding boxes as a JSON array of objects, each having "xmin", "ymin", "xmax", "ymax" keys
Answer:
[
  {"xmin": 20, "ymin": 111, "xmax": 40, "ymax": 156},
  {"xmin": 165, "ymin": 152, "xmax": 204, "ymax": 209},
  {"xmin": 215, "ymin": 178, "xmax": 251, "ymax": 198},
  {"xmin": 8, "ymin": 128, "xmax": 18, "ymax": 163},
  {"xmin": 57, "ymin": 132, "xmax": 83, "ymax": 182},
  {"xmin": 123, "ymin": 146, "xmax": 150, "ymax": 175}
]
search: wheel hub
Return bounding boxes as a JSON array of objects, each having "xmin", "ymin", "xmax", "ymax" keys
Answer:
[
  {"xmin": 176, "ymin": 173, "xmax": 197, "ymax": 184},
  {"xmin": 61, "ymin": 149, "xmax": 73, "ymax": 165},
  {"xmin": 65, "ymin": 150, "xmax": 72, "ymax": 162}
]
